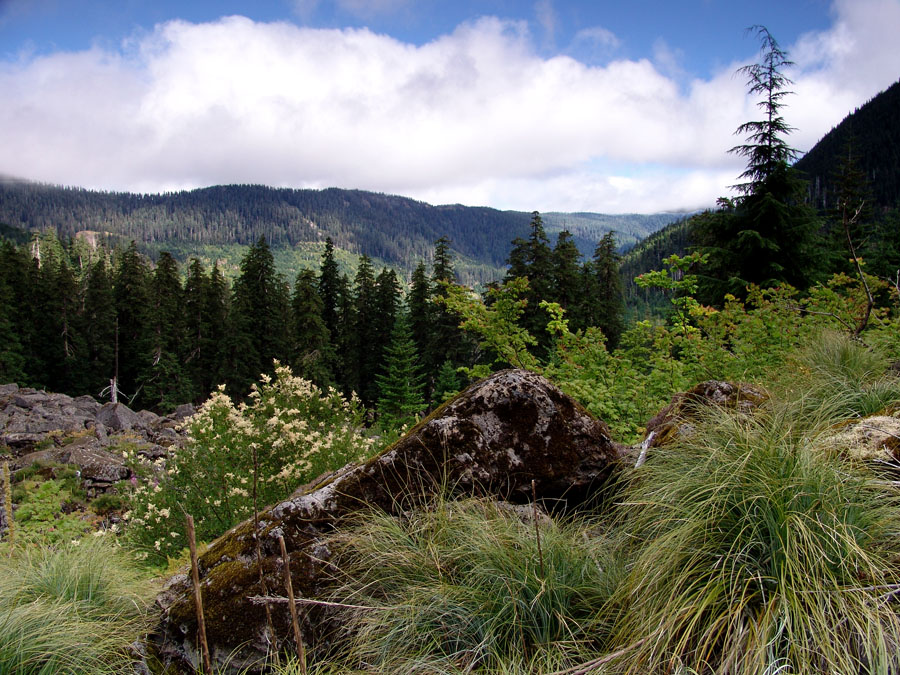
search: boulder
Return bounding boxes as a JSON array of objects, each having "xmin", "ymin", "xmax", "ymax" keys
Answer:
[
  {"xmin": 643, "ymin": 380, "xmax": 767, "ymax": 449},
  {"xmin": 154, "ymin": 369, "xmax": 624, "ymax": 672},
  {"xmin": 66, "ymin": 439, "xmax": 131, "ymax": 483},
  {"xmin": 822, "ymin": 414, "xmax": 900, "ymax": 463},
  {"xmin": 96, "ymin": 402, "xmax": 145, "ymax": 432}
]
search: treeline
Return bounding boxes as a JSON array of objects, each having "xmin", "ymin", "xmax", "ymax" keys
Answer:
[
  {"xmin": 0, "ymin": 217, "xmax": 627, "ymax": 422},
  {"xmin": 0, "ymin": 183, "xmax": 533, "ymax": 275}
]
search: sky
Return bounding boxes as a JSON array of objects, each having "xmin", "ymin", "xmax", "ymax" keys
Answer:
[{"xmin": 1, "ymin": 0, "xmax": 898, "ymax": 214}]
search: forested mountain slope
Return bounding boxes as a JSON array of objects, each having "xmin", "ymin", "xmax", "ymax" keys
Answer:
[
  {"xmin": 0, "ymin": 182, "xmax": 679, "ymax": 284},
  {"xmin": 795, "ymin": 78, "xmax": 900, "ymax": 210}
]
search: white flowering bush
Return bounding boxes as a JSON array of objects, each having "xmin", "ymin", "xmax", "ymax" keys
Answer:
[{"xmin": 125, "ymin": 363, "xmax": 377, "ymax": 561}]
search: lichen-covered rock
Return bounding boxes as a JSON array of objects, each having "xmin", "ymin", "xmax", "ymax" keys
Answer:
[
  {"xmin": 154, "ymin": 369, "xmax": 624, "ymax": 672},
  {"xmin": 96, "ymin": 402, "xmax": 146, "ymax": 432},
  {"xmin": 643, "ymin": 380, "xmax": 767, "ymax": 449},
  {"xmin": 822, "ymin": 413, "xmax": 900, "ymax": 463}
]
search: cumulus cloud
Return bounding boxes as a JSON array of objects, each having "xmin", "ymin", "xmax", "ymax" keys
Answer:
[{"xmin": 0, "ymin": 0, "xmax": 898, "ymax": 212}]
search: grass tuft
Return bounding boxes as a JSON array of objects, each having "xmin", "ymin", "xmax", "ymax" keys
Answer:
[
  {"xmin": 323, "ymin": 496, "xmax": 619, "ymax": 673},
  {"xmin": 0, "ymin": 537, "xmax": 155, "ymax": 674}
]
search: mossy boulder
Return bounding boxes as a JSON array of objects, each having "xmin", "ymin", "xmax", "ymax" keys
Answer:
[
  {"xmin": 153, "ymin": 369, "xmax": 624, "ymax": 672},
  {"xmin": 643, "ymin": 380, "xmax": 767, "ymax": 449}
]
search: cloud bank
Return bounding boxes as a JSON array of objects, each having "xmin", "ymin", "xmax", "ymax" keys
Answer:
[{"xmin": 1, "ymin": 0, "xmax": 897, "ymax": 212}]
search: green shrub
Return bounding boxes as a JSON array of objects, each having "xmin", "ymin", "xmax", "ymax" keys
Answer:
[
  {"xmin": 125, "ymin": 363, "xmax": 379, "ymax": 562},
  {"xmin": 0, "ymin": 537, "xmax": 154, "ymax": 674},
  {"xmin": 325, "ymin": 497, "xmax": 619, "ymax": 673},
  {"xmin": 11, "ymin": 478, "xmax": 92, "ymax": 545}
]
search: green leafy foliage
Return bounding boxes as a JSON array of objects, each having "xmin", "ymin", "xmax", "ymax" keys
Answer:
[{"xmin": 124, "ymin": 363, "xmax": 378, "ymax": 562}]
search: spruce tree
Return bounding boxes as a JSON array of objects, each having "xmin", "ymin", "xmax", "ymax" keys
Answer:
[
  {"xmin": 290, "ymin": 268, "xmax": 332, "ymax": 387},
  {"xmin": 376, "ymin": 312, "xmax": 425, "ymax": 429},
  {"xmin": 318, "ymin": 236, "xmax": 341, "ymax": 340},
  {"xmin": 551, "ymin": 230, "xmax": 582, "ymax": 329},
  {"xmin": 141, "ymin": 252, "xmax": 191, "ymax": 411},
  {"xmin": 228, "ymin": 237, "xmax": 291, "ymax": 395},
  {"xmin": 407, "ymin": 261, "xmax": 434, "ymax": 402},
  {"xmin": 352, "ymin": 255, "xmax": 378, "ymax": 405},
  {"xmin": 0, "ymin": 250, "xmax": 26, "ymax": 383},
  {"xmin": 83, "ymin": 257, "xmax": 117, "ymax": 397},
  {"xmin": 114, "ymin": 242, "xmax": 151, "ymax": 400},
  {"xmin": 589, "ymin": 232, "xmax": 626, "ymax": 349},
  {"xmin": 692, "ymin": 27, "xmax": 823, "ymax": 304}
]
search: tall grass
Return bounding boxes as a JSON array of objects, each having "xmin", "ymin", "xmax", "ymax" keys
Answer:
[
  {"xmin": 323, "ymin": 497, "xmax": 620, "ymax": 673},
  {"xmin": 0, "ymin": 537, "xmax": 155, "ymax": 674},
  {"xmin": 611, "ymin": 333, "xmax": 900, "ymax": 674}
]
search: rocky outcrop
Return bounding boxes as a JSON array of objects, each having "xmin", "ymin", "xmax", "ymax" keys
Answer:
[
  {"xmin": 0, "ymin": 384, "xmax": 187, "ymax": 493},
  {"xmin": 822, "ymin": 413, "xmax": 900, "ymax": 463},
  {"xmin": 642, "ymin": 380, "xmax": 767, "ymax": 449},
  {"xmin": 154, "ymin": 369, "xmax": 625, "ymax": 672}
]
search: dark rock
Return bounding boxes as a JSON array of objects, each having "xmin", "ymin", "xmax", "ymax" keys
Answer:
[
  {"xmin": 154, "ymin": 369, "xmax": 624, "ymax": 672},
  {"xmin": 643, "ymin": 380, "xmax": 767, "ymax": 449},
  {"xmin": 66, "ymin": 439, "xmax": 131, "ymax": 483},
  {"xmin": 173, "ymin": 403, "xmax": 195, "ymax": 421},
  {"xmin": 0, "ymin": 383, "xmax": 19, "ymax": 397},
  {"xmin": 138, "ymin": 410, "xmax": 162, "ymax": 429},
  {"xmin": 96, "ymin": 402, "xmax": 145, "ymax": 432}
]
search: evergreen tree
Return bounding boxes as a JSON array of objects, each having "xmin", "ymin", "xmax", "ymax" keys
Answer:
[
  {"xmin": 318, "ymin": 236, "xmax": 341, "ymax": 340},
  {"xmin": 227, "ymin": 237, "xmax": 291, "ymax": 396},
  {"xmin": 376, "ymin": 312, "xmax": 425, "ymax": 429},
  {"xmin": 201, "ymin": 263, "xmax": 230, "ymax": 397},
  {"xmin": 0, "ymin": 245, "xmax": 26, "ymax": 383},
  {"xmin": 290, "ymin": 268, "xmax": 332, "ymax": 387},
  {"xmin": 551, "ymin": 230, "xmax": 582, "ymax": 329},
  {"xmin": 504, "ymin": 212, "xmax": 555, "ymax": 354},
  {"xmin": 114, "ymin": 242, "xmax": 151, "ymax": 400},
  {"xmin": 374, "ymin": 268, "xmax": 402, "ymax": 354},
  {"xmin": 83, "ymin": 257, "xmax": 117, "ymax": 397},
  {"xmin": 429, "ymin": 238, "xmax": 474, "ymax": 385},
  {"xmin": 333, "ymin": 273, "xmax": 357, "ymax": 396},
  {"xmin": 141, "ymin": 252, "xmax": 191, "ymax": 411},
  {"xmin": 353, "ymin": 255, "xmax": 379, "ymax": 405},
  {"xmin": 432, "ymin": 359, "xmax": 461, "ymax": 404},
  {"xmin": 407, "ymin": 261, "xmax": 434, "ymax": 402},
  {"xmin": 589, "ymin": 232, "xmax": 626, "ymax": 349},
  {"xmin": 692, "ymin": 27, "xmax": 823, "ymax": 304}
]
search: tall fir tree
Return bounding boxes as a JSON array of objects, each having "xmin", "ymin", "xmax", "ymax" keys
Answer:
[
  {"xmin": 141, "ymin": 252, "xmax": 191, "ymax": 411},
  {"xmin": 227, "ymin": 237, "xmax": 291, "ymax": 396},
  {"xmin": 504, "ymin": 212, "xmax": 555, "ymax": 354},
  {"xmin": 376, "ymin": 311, "xmax": 426, "ymax": 430},
  {"xmin": 551, "ymin": 230, "xmax": 583, "ymax": 330},
  {"xmin": 692, "ymin": 27, "xmax": 823, "ymax": 304},
  {"xmin": 352, "ymin": 255, "xmax": 379, "ymax": 405},
  {"xmin": 83, "ymin": 257, "xmax": 117, "ymax": 398},
  {"xmin": 290, "ymin": 268, "xmax": 333, "ymax": 387},
  {"xmin": 407, "ymin": 261, "xmax": 434, "ymax": 401},
  {"xmin": 318, "ymin": 236, "xmax": 341, "ymax": 341},
  {"xmin": 588, "ymin": 232, "xmax": 626, "ymax": 349},
  {"xmin": 114, "ymin": 241, "xmax": 151, "ymax": 400}
]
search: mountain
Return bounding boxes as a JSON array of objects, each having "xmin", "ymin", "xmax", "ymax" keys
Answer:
[
  {"xmin": 795, "ymin": 79, "xmax": 900, "ymax": 210},
  {"xmin": 0, "ymin": 181, "xmax": 679, "ymax": 284}
]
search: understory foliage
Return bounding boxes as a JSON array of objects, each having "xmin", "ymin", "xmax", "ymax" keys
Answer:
[
  {"xmin": 125, "ymin": 363, "xmax": 377, "ymax": 561},
  {"xmin": 612, "ymin": 336, "xmax": 900, "ymax": 674},
  {"xmin": 0, "ymin": 538, "xmax": 154, "ymax": 674}
]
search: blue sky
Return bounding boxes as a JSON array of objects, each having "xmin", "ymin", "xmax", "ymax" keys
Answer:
[{"xmin": 1, "ymin": 0, "xmax": 897, "ymax": 213}]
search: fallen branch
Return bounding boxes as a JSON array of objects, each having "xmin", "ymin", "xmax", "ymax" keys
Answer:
[
  {"xmin": 247, "ymin": 595, "xmax": 390, "ymax": 611},
  {"xmin": 547, "ymin": 637, "xmax": 649, "ymax": 675}
]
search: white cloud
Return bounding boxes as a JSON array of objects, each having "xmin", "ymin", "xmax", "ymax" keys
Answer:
[{"xmin": 0, "ymin": 0, "xmax": 898, "ymax": 213}]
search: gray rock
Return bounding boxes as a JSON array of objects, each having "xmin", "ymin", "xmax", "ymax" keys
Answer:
[
  {"xmin": 0, "ymin": 383, "xmax": 19, "ymax": 397},
  {"xmin": 96, "ymin": 402, "xmax": 145, "ymax": 432},
  {"xmin": 67, "ymin": 441, "xmax": 131, "ymax": 483},
  {"xmin": 154, "ymin": 369, "xmax": 624, "ymax": 672},
  {"xmin": 138, "ymin": 409, "xmax": 162, "ymax": 429},
  {"xmin": 172, "ymin": 403, "xmax": 195, "ymax": 421}
]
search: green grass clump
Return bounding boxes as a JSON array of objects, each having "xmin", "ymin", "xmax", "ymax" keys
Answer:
[
  {"xmin": 0, "ymin": 537, "xmax": 155, "ymax": 674},
  {"xmin": 324, "ymin": 497, "xmax": 619, "ymax": 673},
  {"xmin": 612, "ymin": 400, "xmax": 900, "ymax": 673}
]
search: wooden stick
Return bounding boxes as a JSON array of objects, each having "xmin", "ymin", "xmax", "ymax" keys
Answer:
[
  {"xmin": 2, "ymin": 461, "xmax": 13, "ymax": 547},
  {"xmin": 186, "ymin": 514, "xmax": 213, "ymax": 675},
  {"xmin": 278, "ymin": 535, "xmax": 307, "ymax": 674},
  {"xmin": 531, "ymin": 480, "xmax": 544, "ymax": 579}
]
